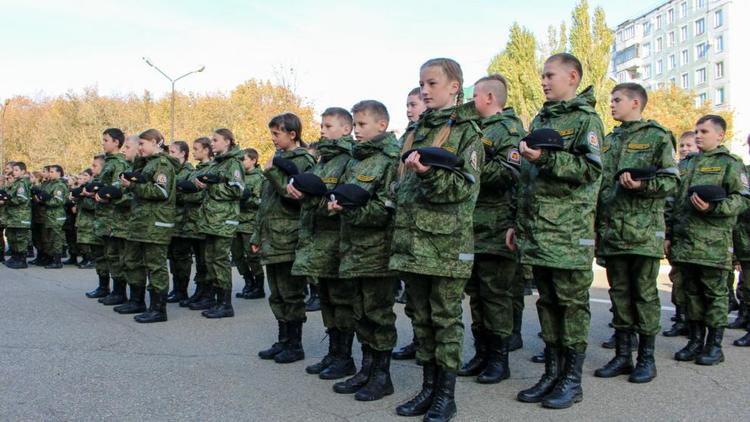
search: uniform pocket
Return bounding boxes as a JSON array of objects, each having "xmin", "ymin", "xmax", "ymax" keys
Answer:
[
  {"xmin": 414, "ymin": 208, "xmax": 458, "ymax": 235},
  {"xmin": 268, "ymin": 218, "xmax": 299, "ymax": 250}
]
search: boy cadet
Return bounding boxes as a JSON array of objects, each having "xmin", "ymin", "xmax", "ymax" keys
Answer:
[
  {"xmin": 663, "ymin": 131, "xmax": 700, "ymax": 337},
  {"xmin": 732, "ymin": 134, "xmax": 750, "ymax": 346},
  {"xmin": 29, "ymin": 166, "xmax": 50, "ymax": 266},
  {"xmin": 509, "ymin": 53, "xmax": 604, "ymax": 409},
  {"xmin": 2, "ymin": 162, "xmax": 32, "ymax": 269},
  {"xmin": 669, "ymin": 115, "xmax": 750, "ymax": 364},
  {"xmin": 234, "ymin": 148, "xmax": 266, "ymax": 300},
  {"xmin": 459, "ymin": 74, "xmax": 524, "ymax": 384},
  {"xmin": 36, "ymin": 165, "xmax": 69, "ymax": 269},
  {"xmin": 594, "ymin": 83, "xmax": 678, "ymax": 383}
]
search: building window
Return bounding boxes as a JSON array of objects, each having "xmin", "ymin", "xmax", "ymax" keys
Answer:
[
  {"xmin": 697, "ymin": 92, "xmax": 707, "ymax": 106},
  {"xmin": 669, "ymin": 54, "xmax": 676, "ymax": 69},
  {"xmin": 681, "ymin": 25, "xmax": 688, "ymax": 42},
  {"xmin": 620, "ymin": 25, "xmax": 635, "ymax": 41},
  {"xmin": 668, "ymin": 9, "xmax": 674, "ymax": 24},
  {"xmin": 714, "ymin": 9, "xmax": 723, "ymax": 27},
  {"xmin": 644, "ymin": 64, "xmax": 652, "ymax": 79},
  {"xmin": 644, "ymin": 21, "xmax": 652, "ymax": 35},
  {"xmin": 668, "ymin": 31, "xmax": 675, "ymax": 46},
  {"xmin": 680, "ymin": 1, "xmax": 688, "ymax": 17},
  {"xmin": 681, "ymin": 73, "xmax": 689, "ymax": 89},
  {"xmin": 695, "ymin": 18, "xmax": 705, "ymax": 35},
  {"xmin": 643, "ymin": 42, "xmax": 651, "ymax": 57},
  {"xmin": 696, "ymin": 0, "xmax": 705, "ymax": 9},
  {"xmin": 656, "ymin": 37, "xmax": 663, "ymax": 52},
  {"xmin": 681, "ymin": 49, "xmax": 689, "ymax": 65},
  {"xmin": 715, "ymin": 87, "xmax": 725, "ymax": 105},
  {"xmin": 715, "ymin": 35, "xmax": 724, "ymax": 52},
  {"xmin": 696, "ymin": 42, "xmax": 708, "ymax": 59},
  {"xmin": 696, "ymin": 67, "xmax": 706, "ymax": 84},
  {"xmin": 657, "ymin": 14, "xmax": 663, "ymax": 30},
  {"xmin": 657, "ymin": 59, "xmax": 664, "ymax": 75},
  {"xmin": 715, "ymin": 61, "xmax": 724, "ymax": 78}
]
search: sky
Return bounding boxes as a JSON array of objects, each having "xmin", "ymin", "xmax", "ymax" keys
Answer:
[{"xmin": 0, "ymin": 0, "xmax": 662, "ymax": 132}]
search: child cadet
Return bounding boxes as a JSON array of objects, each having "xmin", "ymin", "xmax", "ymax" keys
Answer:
[
  {"xmin": 1, "ymin": 162, "xmax": 32, "ymax": 269},
  {"xmin": 37, "ymin": 164, "xmax": 69, "ymax": 269},
  {"xmin": 234, "ymin": 148, "xmax": 266, "ymax": 300}
]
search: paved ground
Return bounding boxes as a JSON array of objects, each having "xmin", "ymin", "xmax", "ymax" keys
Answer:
[{"xmin": 1, "ymin": 262, "xmax": 748, "ymax": 421}]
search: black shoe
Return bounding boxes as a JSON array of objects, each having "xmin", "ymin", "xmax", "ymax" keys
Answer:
[
  {"xmin": 305, "ymin": 290, "xmax": 321, "ymax": 312},
  {"xmin": 629, "ymin": 334, "xmax": 656, "ymax": 383},
  {"xmin": 44, "ymin": 255, "xmax": 63, "ymax": 269},
  {"xmin": 6, "ymin": 253, "xmax": 28, "ymax": 269},
  {"xmin": 259, "ymin": 321, "xmax": 288, "ymax": 360},
  {"xmin": 134, "ymin": 290, "xmax": 168, "ymax": 323},
  {"xmin": 274, "ymin": 320, "xmax": 304, "ymax": 363},
  {"xmin": 392, "ymin": 331, "xmax": 418, "ymax": 360},
  {"xmin": 695, "ymin": 327, "xmax": 724, "ymax": 365},
  {"xmin": 113, "ymin": 285, "xmax": 147, "ymax": 314},
  {"xmin": 477, "ymin": 334, "xmax": 510, "ymax": 384},
  {"xmin": 320, "ymin": 330, "xmax": 356, "ymax": 380},
  {"xmin": 594, "ymin": 330, "xmax": 633, "ymax": 378},
  {"xmin": 424, "ymin": 367, "xmax": 457, "ymax": 422},
  {"xmin": 180, "ymin": 284, "xmax": 204, "ymax": 308},
  {"xmin": 530, "ymin": 352, "xmax": 545, "ymax": 363},
  {"xmin": 396, "ymin": 361, "xmax": 437, "ymax": 416},
  {"xmin": 601, "ymin": 332, "xmax": 616, "ymax": 349},
  {"xmin": 333, "ymin": 344, "xmax": 373, "ymax": 394},
  {"xmin": 307, "ymin": 329, "xmax": 337, "ymax": 375},
  {"xmin": 728, "ymin": 305, "xmax": 749, "ymax": 329},
  {"xmin": 734, "ymin": 330, "xmax": 750, "ymax": 347},
  {"xmin": 27, "ymin": 247, "xmax": 35, "ymax": 258},
  {"xmin": 542, "ymin": 348, "xmax": 584, "ymax": 409},
  {"xmin": 355, "ymin": 350, "xmax": 394, "ymax": 401},
  {"xmin": 517, "ymin": 344, "xmax": 561, "ymax": 403},
  {"xmin": 166, "ymin": 278, "xmax": 189, "ymax": 303},
  {"xmin": 675, "ymin": 322, "xmax": 706, "ymax": 361},
  {"xmin": 458, "ymin": 328, "xmax": 486, "ymax": 376},
  {"xmin": 85, "ymin": 274, "xmax": 110, "ymax": 298},
  {"xmin": 62, "ymin": 255, "xmax": 78, "ymax": 265},
  {"xmin": 78, "ymin": 258, "xmax": 96, "ymax": 269},
  {"xmin": 247, "ymin": 276, "xmax": 266, "ymax": 299},
  {"xmin": 202, "ymin": 288, "xmax": 234, "ymax": 318},
  {"xmin": 663, "ymin": 320, "xmax": 689, "ymax": 337},
  {"xmin": 100, "ymin": 278, "xmax": 128, "ymax": 306},
  {"xmin": 188, "ymin": 285, "xmax": 215, "ymax": 310}
]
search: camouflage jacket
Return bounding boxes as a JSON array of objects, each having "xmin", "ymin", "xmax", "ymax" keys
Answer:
[
  {"xmin": 33, "ymin": 181, "xmax": 49, "ymax": 224},
  {"xmin": 670, "ymin": 146, "xmax": 750, "ymax": 269},
  {"xmin": 179, "ymin": 161, "xmax": 211, "ymax": 239},
  {"xmin": 3, "ymin": 176, "xmax": 31, "ymax": 229},
  {"xmin": 516, "ymin": 86, "xmax": 604, "ymax": 270},
  {"xmin": 75, "ymin": 189, "xmax": 99, "ymax": 245},
  {"xmin": 251, "ymin": 147, "xmax": 315, "ymax": 265},
  {"xmin": 389, "ymin": 101, "xmax": 484, "ymax": 278},
  {"xmin": 237, "ymin": 166, "xmax": 265, "ymax": 234},
  {"xmin": 733, "ymin": 164, "xmax": 750, "ymax": 261},
  {"xmin": 40, "ymin": 178, "xmax": 69, "ymax": 228},
  {"xmin": 292, "ymin": 136, "xmax": 353, "ymax": 278},
  {"xmin": 172, "ymin": 161, "xmax": 194, "ymax": 235},
  {"xmin": 197, "ymin": 146, "xmax": 244, "ymax": 238},
  {"xmin": 474, "ymin": 108, "xmax": 525, "ymax": 257},
  {"xmin": 125, "ymin": 152, "xmax": 178, "ymax": 245},
  {"xmin": 597, "ymin": 119, "xmax": 678, "ymax": 258},
  {"xmin": 339, "ymin": 132, "xmax": 399, "ymax": 278},
  {"xmin": 95, "ymin": 152, "xmax": 129, "ymax": 237}
]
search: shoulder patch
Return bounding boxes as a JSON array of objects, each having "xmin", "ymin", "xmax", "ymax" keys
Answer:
[
  {"xmin": 699, "ymin": 166, "xmax": 722, "ymax": 173},
  {"xmin": 588, "ymin": 132, "xmax": 599, "ymax": 149},
  {"xmin": 18, "ymin": 186, "xmax": 25, "ymax": 194},
  {"xmin": 157, "ymin": 173, "xmax": 168, "ymax": 184},
  {"xmin": 558, "ymin": 128, "xmax": 575, "ymax": 137},
  {"xmin": 322, "ymin": 176, "xmax": 338, "ymax": 184},
  {"xmin": 356, "ymin": 175, "xmax": 376, "ymax": 183},
  {"xmin": 507, "ymin": 148, "xmax": 521, "ymax": 164},
  {"xmin": 482, "ymin": 138, "xmax": 493, "ymax": 147}
]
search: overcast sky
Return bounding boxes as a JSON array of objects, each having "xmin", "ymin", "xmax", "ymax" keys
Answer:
[{"xmin": 1, "ymin": 0, "xmax": 661, "ymax": 131}]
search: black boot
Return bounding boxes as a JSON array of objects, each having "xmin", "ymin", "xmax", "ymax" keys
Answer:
[
  {"xmin": 180, "ymin": 283, "xmax": 204, "ymax": 308},
  {"xmin": 695, "ymin": 327, "xmax": 725, "ymax": 365},
  {"xmin": 62, "ymin": 254, "xmax": 78, "ymax": 265},
  {"xmin": 355, "ymin": 349, "xmax": 394, "ymax": 401},
  {"xmin": 674, "ymin": 322, "xmax": 706, "ymax": 361},
  {"xmin": 236, "ymin": 274, "xmax": 254, "ymax": 299},
  {"xmin": 629, "ymin": 334, "xmax": 656, "ymax": 383},
  {"xmin": 457, "ymin": 328, "xmax": 486, "ymax": 376},
  {"xmin": 305, "ymin": 285, "xmax": 320, "ymax": 312},
  {"xmin": 114, "ymin": 285, "xmax": 147, "ymax": 314},
  {"xmin": 517, "ymin": 344, "xmax": 561, "ymax": 403},
  {"xmin": 6, "ymin": 253, "xmax": 28, "ymax": 269},
  {"xmin": 477, "ymin": 334, "xmax": 510, "ymax": 384},
  {"xmin": 530, "ymin": 351, "xmax": 545, "ymax": 363},
  {"xmin": 306, "ymin": 328, "xmax": 337, "ymax": 375},
  {"xmin": 594, "ymin": 330, "xmax": 633, "ymax": 378},
  {"xmin": 29, "ymin": 253, "xmax": 47, "ymax": 266},
  {"xmin": 663, "ymin": 306, "xmax": 689, "ymax": 336},
  {"xmin": 79, "ymin": 256, "xmax": 96, "ymax": 269},
  {"xmin": 202, "ymin": 288, "xmax": 235, "ymax": 318},
  {"xmin": 44, "ymin": 254, "xmax": 63, "ymax": 269},
  {"xmin": 85, "ymin": 274, "xmax": 110, "ymax": 298},
  {"xmin": 424, "ymin": 367, "xmax": 457, "ymax": 422},
  {"xmin": 542, "ymin": 348, "xmax": 584, "ymax": 409},
  {"xmin": 100, "ymin": 278, "xmax": 128, "ymax": 306},
  {"xmin": 333, "ymin": 344, "xmax": 373, "ymax": 394},
  {"xmin": 508, "ymin": 308, "xmax": 524, "ymax": 352},
  {"xmin": 259, "ymin": 321, "xmax": 288, "ymax": 360},
  {"xmin": 274, "ymin": 320, "xmax": 304, "ymax": 363},
  {"xmin": 734, "ymin": 329, "xmax": 750, "ymax": 347},
  {"xmin": 320, "ymin": 330, "xmax": 356, "ymax": 380},
  {"xmin": 134, "ymin": 290, "xmax": 168, "ymax": 323},
  {"xmin": 728, "ymin": 304, "xmax": 749, "ymax": 329},
  {"xmin": 601, "ymin": 331, "xmax": 616, "ymax": 349},
  {"xmin": 247, "ymin": 274, "xmax": 266, "ymax": 299},
  {"xmin": 396, "ymin": 361, "xmax": 437, "ymax": 416},
  {"xmin": 392, "ymin": 331, "xmax": 418, "ymax": 360},
  {"xmin": 166, "ymin": 277, "xmax": 186, "ymax": 303},
  {"xmin": 188, "ymin": 285, "xmax": 215, "ymax": 310}
]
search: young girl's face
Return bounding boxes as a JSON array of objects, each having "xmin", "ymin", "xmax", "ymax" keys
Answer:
[
  {"xmin": 193, "ymin": 142, "xmax": 208, "ymax": 161},
  {"xmin": 242, "ymin": 155, "xmax": 257, "ymax": 170},
  {"xmin": 138, "ymin": 139, "xmax": 158, "ymax": 157},
  {"xmin": 212, "ymin": 133, "xmax": 231, "ymax": 155},
  {"xmin": 78, "ymin": 172, "xmax": 91, "ymax": 184},
  {"xmin": 270, "ymin": 127, "xmax": 296, "ymax": 151},
  {"xmin": 169, "ymin": 144, "xmax": 186, "ymax": 163},
  {"xmin": 419, "ymin": 66, "xmax": 459, "ymax": 110},
  {"xmin": 122, "ymin": 140, "xmax": 139, "ymax": 161},
  {"xmin": 91, "ymin": 160, "xmax": 103, "ymax": 176},
  {"xmin": 406, "ymin": 93, "xmax": 427, "ymax": 123}
]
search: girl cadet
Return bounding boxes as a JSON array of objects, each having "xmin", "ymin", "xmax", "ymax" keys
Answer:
[{"xmin": 166, "ymin": 141, "xmax": 196, "ymax": 304}]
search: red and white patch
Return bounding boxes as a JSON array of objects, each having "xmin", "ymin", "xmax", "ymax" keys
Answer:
[
  {"xmin": 18, "ymin": 186, "xmax": 25, "ymax": 194},
  {"xmin": 234, "ymin": 169, "xmax": 242, "ymax": 181},
  {"xmin": 157, "ymin": 173, "xmax": 167, "ymax": 184},
  {"xmin": 508, "ymin": 148, "xmax": 521, "ymax": 164},
  {"xmin": 742, "ymin": 173, "xmax": 749, "ymax": 189},
  {"xmin": 587, "ymin": 132, "xmax": 599, "ymax": 149}
]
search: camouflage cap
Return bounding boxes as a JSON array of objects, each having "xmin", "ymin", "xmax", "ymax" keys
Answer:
[
  {"xmin": 84, "ymin": 181, "xmax": 104, "ymax": 193},
  {"xmin": 401, "ymin": 147, "xmax": 462, "ymax": 171},
  {"xmin": 98, "ymin": 185, "xmax": 123, "ymax": 200},
  {"xmin": 177, "ymin": 179, "xmax": 200, "ymax": 193}
]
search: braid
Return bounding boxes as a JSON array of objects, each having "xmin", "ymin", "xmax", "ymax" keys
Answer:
[{"xmin": 398, "ymin": 130, "xmax": 417, "ymax": 178}]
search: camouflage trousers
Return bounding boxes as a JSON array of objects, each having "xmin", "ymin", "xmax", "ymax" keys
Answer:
[
  {"xmin": 352, "ymin": 277, "xmax": 397, "ymax": 351},
  {"xmin": 169, "ymin": 237, "xmax": 207, "ymax": 285},
  {"xmin": 401, "ymin": 272, "xmax": 467, "ymax": 370},
  {"xmin": 123, "ymin": 240, "xmax": 169, "ymax": 293},
  {"xmin": 64, "ymin": 227, "xmax": 79, "ymax": 257},
  {"xmin": 466, "ymin": 254, "xmax": 516, "ymax": 337},
  {"xmin": 319, "ymin": 277, "xmax": 355, "ymax": 332},
  {"xmin": 42, "ymin": 225, "xmax": 64, "ymax": 255},
  {"xmin": 534, "ymin": 266, "xmax": 593, "ymax": 352},
  {"xmin": 79, "ymin": 236, "xmax": 108, "ymax": 278},
  {"xmin": 738, "ymin": 262, "xmax": 750, "ymax": 304},
  {"xmin": 205, "ymin": 235, "xmax": 233, "ymax": 290},
  {"xmin": 681, "ymin": 263, "xmax": 728, "ymax": 328},
  {"xmin": 267, "ymin": 261, "xmax": 307, "ymax": 323},
  {"xmin": 31, "ymin": 222, "xmax": 42, "ymax": 253},
  {"xmin": 669, "ymin": 263, "xmax": 686, "ymax": 307},
  {"xmin": 5, "ymin": 228, "xmax": 31, "ymax": 254},
  {"xmin": 604, "ymin": 255, "xmax": 661, "ymax": 336},
  {"xmin": 231, "ymin": 233, "xmax": 263, "ymax": 282},
  {"xmin": 104, "ymin": 236, "xmax": 126, "ymax": 284}
]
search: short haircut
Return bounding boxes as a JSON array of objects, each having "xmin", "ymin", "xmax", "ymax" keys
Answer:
[
  {"xmin": 244, "ymin": 148, "xmax": 259, "ymax": 161},
  {"xmin": 547, "ymin": 53, "xmax": 583, "ymax": 82},
  {"xmin": 171, "ymin": 140, "xmax": 189, "ymax": 161},
  {"xmin": 612, "ymin": 82, "xmax": 648, "ymax": 110},
  {"xmin": 13, "ymin": 162, "xmax": 27, "ymax": 172},
  {"xmin": 49, "ymin": 164, "xmax": 64, "ymax": 177},
  {"xmin": 93, "ymin": 154, "xmax": 105, "ymax": 161},
  {"xmin": 102, "ymin": 128, "xmax": 125, "ymax": 148},
  {"xmin": 408, "ymin": 87, "xmax": 421, "ymax": 97},
  {"xmin": 475, "ymin": 73, "xmax": 509, "ymax": 106},
  {"xmin": 696, "ymin": 114, "xmax": 727, "ymax": 132},
  {"xmin": 322, "ymin": 107, "xmax": 353, "ymax": 128},
  {"xmin": 269, "ymin": 113, "xmax": 304, "ymax": 146},
  {"xmin": 82, "ymin": 168, "xmax": 93, "ymax": 176},
  {"xmin": 351, "ymin": 100, "xmax": 390, "ymax": 124},
  {"xmin": 679, "ymin": 131, "xmax": 696, "ymax": 140}
]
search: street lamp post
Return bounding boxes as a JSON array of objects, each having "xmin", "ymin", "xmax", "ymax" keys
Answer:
[{"xmin": 142, "ymin": 58, "xmax": 205, "ymax": 142}]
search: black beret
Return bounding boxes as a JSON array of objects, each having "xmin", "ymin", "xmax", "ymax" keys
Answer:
[
  {"xmin": 30, "ymin": 186, "xmax": 41, "ymax": 195},
  {"xmin": 522, "ymin": 128, "xmax": 565, "ymax": 151},
  {"xmin": 290, "ymin": 173, "xmax": 327, "ymax": 196},
  {"xmin": 198, "ymin": 174, "xmax": 225, "ymax": 184},
  {"xmin": 328, "ymin": 183, "xmax": 371, "ymax": 208},
  {"xmin": 98, "ymin": 185, "xmax": 123, "ymax": 200},
  {"xmin": 177, "ymin": 179, "xmax": 200, "ymax": 193},
  {"xmin": 688, "ymin": 184, "xmax": 727, "ymax": 202},
  {"xmin": 38, "ymin": 191, "xmax": 52, "ymax": 202},
  {"xmin": 121, "ymin": 171, "xmax": 146, "ymax": 183},
  {"xmin": 401, "ymin": 147, "xmax": 462, "ymax": 171},
  {"xmin": 241, "ymin": 188, "xmax": 252, "ymax": 201},
  {"xmin": 0, "ymin": 189, "xmax": 8, "ymax": 201},
  {"xmin": 70, "ymin": 186, "xmax": 84, "ymax": 198},
  {"xmin": 84, "ymin": 182, "xmax": 104, "ymax": 193},
  {"xmin": 273, "ymin": 156, "xmax": 300, "ymax": 176},
  {"xmin": 613, "ymin": 165, "xmax": 657, "ymax": 181}
]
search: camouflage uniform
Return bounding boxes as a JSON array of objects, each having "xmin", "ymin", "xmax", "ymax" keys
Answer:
[
  {"xmin": 180, "ymin": 161, "xmax": 211, "ymax": 288},
  {"xmin": 665, "ymin": 156, "xmax": 696, "ymax": 311},
  {"xmin": 390, "ymin": 101, "xmax": 484, "ymax": 370},
  {"xmin": 167, "ymin": 161, "xmax": 196, "ymax": 293},
  {"xmin": 732, "ymin": 165, "xmax": 750, "ymax": 316},
  {"xmin": 39, "ymin": 178, "xmax": 69, "ymax": 257},
  {"xmin": 3, "ymin": 176, "xmax": 32, "ymax": 256},
  {"xmin": 598, "ymin": 120, "xmax": 678, "ymax": 336},
  {"xmin": 75, "ymin": 184, "xmax": 107, "ymax": 278},
  {"xmin": 232, "ymin": 165, "xmax": 265, "ymax": 289},
  {"xmin": 96, "ymin": 153, "xmax": 130, "ymax": 289},
  {"xmin": 31, "ymin": 180, "xmax": 47, "ymax": 257}
]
